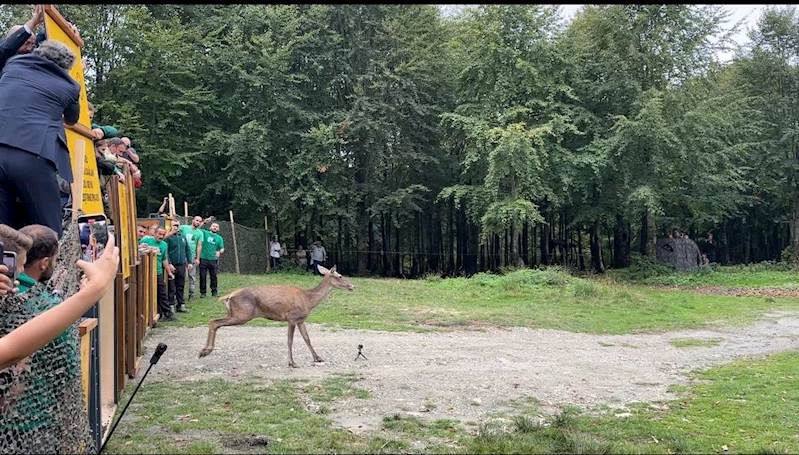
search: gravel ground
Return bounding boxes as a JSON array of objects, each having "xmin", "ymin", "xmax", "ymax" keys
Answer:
[{"xmin": 137, "ymin": 310, "xmax": 799, "ymax": 432}]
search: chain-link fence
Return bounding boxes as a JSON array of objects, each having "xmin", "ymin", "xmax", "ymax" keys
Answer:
[{"xmin": 173, "ymin": 216, "xmax": 269, "ymax": 275}]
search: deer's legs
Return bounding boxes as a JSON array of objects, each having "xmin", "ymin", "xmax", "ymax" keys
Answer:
[
  {"xmin": 199, "ymin": 316, "xmax": 248, "ymax": 358},
  {"xmin": 287, "ymin": 323, "xmax": 299, "ymax": 368},
  {"xmin": 298, "ymin": 322, "xmax": 324, "ymax": 363}
]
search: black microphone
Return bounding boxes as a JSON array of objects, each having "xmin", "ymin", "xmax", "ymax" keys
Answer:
[
  {"xmin": 100, "ymin": 343, "xmax": 168, "ymax": 453},
  {"xmin": 150, "ymin": 343, "xmax": 167, "ymax": 365}
]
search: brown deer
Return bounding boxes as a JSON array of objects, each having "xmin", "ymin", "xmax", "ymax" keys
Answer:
[{"xmin": 198, "ymin": 265, "xmax": 355, "ymax": 368}]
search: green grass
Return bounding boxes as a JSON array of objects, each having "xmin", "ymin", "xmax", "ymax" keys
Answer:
[
  {"xmin": 670, "ymin": 337, "xmax": 724, "ymax": 348},
  {"xmin": 609, "ymin": 265, "xmax": 799, "ymax": 287},
  {"xmin": 172, "ymin": 268, "xmax": 799, "ymax": 335},
  {"xmin": 108, "ymin": 351, "xmax": 799, "ymax": 453}
]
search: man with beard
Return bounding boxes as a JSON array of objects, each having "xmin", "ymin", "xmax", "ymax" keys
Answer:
[
  {"xmin": 180, "ymin": 215, "xmax": 212, "ymax": 300},
  {"xmin": 198, "ymin": 222, "xmax": 224, "ymax": 298},
  {"xmin": 17, "ymin": 224, "xmax": 57, "ymax": 293},
  {"xmin": 165, "ymin": 220, "xmax": 193, "ymax": 313}
]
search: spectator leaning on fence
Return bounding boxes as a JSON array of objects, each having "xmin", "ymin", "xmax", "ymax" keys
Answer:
[
  {"xmin": 0, "ymin": 40, "xmax": 80, "ymax": 237},
  {"xmin": 139, "ymin": 226, "xmax": 177, "ymax": 322}
]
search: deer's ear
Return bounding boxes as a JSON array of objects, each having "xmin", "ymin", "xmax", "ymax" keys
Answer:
[
  {"xmin": 317, "ymin": 265, "xmax": 330, "ymax": 275},
  {"xmin": 330, "ymin": 265, "xmax": 337, "ymax": 273}
]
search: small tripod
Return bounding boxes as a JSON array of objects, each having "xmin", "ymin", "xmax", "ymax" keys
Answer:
[{"xmin": 354, "ymin": 344, "xmax": 368, "ymax": 361}]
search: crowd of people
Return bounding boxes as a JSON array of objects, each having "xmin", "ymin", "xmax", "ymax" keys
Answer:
[
  {"xmin": 136, "ymin": 215, "xmax": 225, "ymax": 322},
  {"xmin": 270, "ymin": 235, "xmax": 328, "ymax": 275},
  {"xmin": 0, "ymin": 6, "xmax": 125, "ymax": 452}
]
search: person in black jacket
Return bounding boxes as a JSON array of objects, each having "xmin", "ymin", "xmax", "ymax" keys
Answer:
[
  {"xmin": 0, "ymin": 6, "xmax": 46, "ymax": 71},
  {"xmin": 0, "ymin": 40, "xmax": 80, "ymax": 237}
]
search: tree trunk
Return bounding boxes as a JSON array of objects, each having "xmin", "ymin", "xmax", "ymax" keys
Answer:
[
  {"xmin": 613, "ymin": 214, "xmax": 631, "ymax": 268},
  {"xmin": 590, "ymin": 218, "xmax": 605, "ymax": 273},
  {"xmin": 791, "ymin": 198, "xmax": 799, "ymax": 265}
]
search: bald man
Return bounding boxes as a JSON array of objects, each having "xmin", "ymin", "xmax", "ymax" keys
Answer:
[{"xmin": 0, "ymin": 5, "xmax": 46, "ymax": 71}]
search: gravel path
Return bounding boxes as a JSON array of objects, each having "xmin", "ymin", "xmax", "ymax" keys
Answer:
[{"xmin": 138, "ymin": 310, "xmax": 799, "ymax": 432}]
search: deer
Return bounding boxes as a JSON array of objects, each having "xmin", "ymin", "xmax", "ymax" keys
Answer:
[{"xmin": 198, "ymin": 265, "xmax": 355, "ymax": 368}]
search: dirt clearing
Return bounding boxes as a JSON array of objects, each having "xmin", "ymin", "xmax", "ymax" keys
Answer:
[{"xmin": 137, "ymin": 310, "xmax": 799, "ymax": 432}]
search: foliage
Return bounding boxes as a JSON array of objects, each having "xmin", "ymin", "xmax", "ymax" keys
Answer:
[{"xmin": 9, "ymin": 4, "xmax": 799, "ymax": 275}]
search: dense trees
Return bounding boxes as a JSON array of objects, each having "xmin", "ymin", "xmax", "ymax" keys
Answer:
[{"xmin": 3, "ymin": 4, "xmax": 797, "ymax": 275}]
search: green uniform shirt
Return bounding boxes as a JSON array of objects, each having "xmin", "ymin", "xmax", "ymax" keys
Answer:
[
  {"xmin": 200, "ymin": 230, "xmax": 224, "ymax": 261},
  {"xmin": 139, "ymin": 236, "xmax": 168, "ymax": 275},
  {"xmin": 16, "ymin": 272, "xmax": 36, "ymax": 293},
  {"xmin": 166, "ymin": 232, "xmax": 193, "ymax": 265},
  {"xmin": 180, "ymin": 225, "xmax": 204, "ymax": 260}
]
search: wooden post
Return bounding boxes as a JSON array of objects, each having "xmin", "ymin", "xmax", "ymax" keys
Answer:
[
  {"xmin": 229, "ymin": 210, "xmax": 241, "ymax": 274},
  {"xmin": 184, "ymin": 201, "xmax": 188, "ymax": 217},
  {"xmin": 71, "ymin": 142, "xmax": 85, "ymax": 220},
  {"xmin": 265, "ymin": 215, "xmax": 270, "ymax": 272},
  {"xmin": 168, "ymin": 193, "xmax": 176, "ymax": 217}
]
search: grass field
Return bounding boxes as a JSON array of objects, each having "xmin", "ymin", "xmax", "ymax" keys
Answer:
[
  {"xmin": 104, "ymin": 267, "xmax": 799, "ymax": 454},
  {"xmin": 171, "ymin": 268, "xmax": 799, "ymax": 335}
]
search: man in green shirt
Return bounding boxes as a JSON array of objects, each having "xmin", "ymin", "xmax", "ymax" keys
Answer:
[
  {"xmin": 180, "ymin": 215, "xmax": 212, "ymax": 301},
  {"xmin": 139, "ymin": 226, "xmax": 177, "ymax": 321},
  {"xmin": 199, "ymin": 222, "xmax": 225, "ymax": 298},
  {"xmin": 166, "ymin": 220, "xmax": 193, "ymax": 313}
]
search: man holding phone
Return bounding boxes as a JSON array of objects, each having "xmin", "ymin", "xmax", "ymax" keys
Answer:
[{"xmin": 139, "ymin": 226, "xmax": 177, "ymax": 322}]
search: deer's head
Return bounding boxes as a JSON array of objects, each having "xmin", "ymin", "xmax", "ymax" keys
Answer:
[{"xmin": 318, "ymin": 265, "xmax": 355, "ymax": 291}]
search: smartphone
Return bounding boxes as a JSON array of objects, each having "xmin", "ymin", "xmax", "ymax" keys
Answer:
[
  {"xmin": 77, "ymin": 214, "xmax": 109, "ymax": 262},
  {"xmin": 2, "ymin": 251, "xmax": 16, "ymax": 280}
]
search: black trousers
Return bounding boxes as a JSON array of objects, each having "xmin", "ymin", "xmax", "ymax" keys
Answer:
[
  {"xmin": 270, "ymin": 256, "xmax": 280, "ymax": 269},
  {"xmin": 199, "ymin": 258, "xmax": 218, "ymax": 296},
  {"xmin": 0, "ymin": 144, "xmax": 63, "ymax": 237},
  {"xmin": 156, "ymin": 274, "xmax": 170, "ymax": 316},
  {"xmin": 168, "ymin": 263, "xmax": 187, "ymax": 307}
]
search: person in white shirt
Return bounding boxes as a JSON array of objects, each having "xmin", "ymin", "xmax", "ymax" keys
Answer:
[
  {"xmin": 269, "ymin": 235, "xmax": 282, "ymax": 270},
  {"xmin": 310, "ymin": 240, "xmax": 327, "ymax": 276}
]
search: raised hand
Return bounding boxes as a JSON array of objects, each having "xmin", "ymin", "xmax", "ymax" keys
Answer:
[{"xmin": 76, "ymin": 236, "xmax": 119, "ymax": 298}]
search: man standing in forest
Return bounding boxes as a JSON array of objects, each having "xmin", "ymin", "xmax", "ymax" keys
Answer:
[{"xmin": 198, "ymin": 222, "xmax": 224, "ymax": 298}]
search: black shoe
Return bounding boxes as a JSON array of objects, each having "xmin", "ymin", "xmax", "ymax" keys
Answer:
[
  {"xmin": 176, "ymin": 305, "xmax": 189, "ymax": 313},
  {"xmin": 211, "ymin": 293, "xmax": 218, "ymax": 298},
  {"xmin": 200, "ymin": 294, "xmax": 206, "ymax": 299},
  {"xmin": 163, "ymin": 314, "xmax": 180, "ymax": 322}
]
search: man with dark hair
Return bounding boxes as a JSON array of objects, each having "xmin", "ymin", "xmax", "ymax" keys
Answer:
[
  {"xmin": 0, "ymin": 40, "xmax": 80, "ymax": 237},
  {"xmin": 165, "ymin": 220, "xmax": 193, "ymax": 313},
  {"xmin": 17, "ymin": 224, "xmax": 58, "ymax": 292},
  {"xmin": 139, "ymin": 226, "xmax": 178, "ymax": 322}
]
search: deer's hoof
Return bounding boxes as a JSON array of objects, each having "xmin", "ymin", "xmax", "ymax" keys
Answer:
[
  {"xmin": 198, "ymin": 349, "xmax": 212, "ymax": 358},
  {"xmin": 313, "ymin": 358, "xmax": 325, "ymax": 363},
  {"xmin": 288, "ymin": 362, "xmax": 299, "ymax": 368}
]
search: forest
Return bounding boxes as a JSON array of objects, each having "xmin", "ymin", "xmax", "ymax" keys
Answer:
[{"xmin": 2, "ymin": 4, "xmax": 798, "ymax": 276}]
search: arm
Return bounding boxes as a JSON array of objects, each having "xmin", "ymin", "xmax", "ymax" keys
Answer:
[
  {"xmin": 185, "ymin": 237, "xmax": 193, "ymax": 264},
  {"xmin": 218, "ymin": 237, "xmax": 225, "ymax": 256},
  {"xmin": 126, "ymin": 146, "xmax": 140, "ymax": 163},
  {"xmin": 63, "ymin": 96, "xmax": 80, "ymax": 125},
  {"xmin": 0, "ymin": 27, "xmax": 30, "ymax": 70},
  {"xmin": 195, "ymin": 231, "xmax": 203, "ymax": 264},
  {"xmin": 157, "ymin": 198, "xmax": 167, "ymax": 215},
  {"xmin": 0, "ymin": 236, "xmax": 118, "ymax": 370}
]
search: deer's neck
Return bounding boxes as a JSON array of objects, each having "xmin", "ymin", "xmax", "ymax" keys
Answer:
[{"xmin": 305, "ymin": 276, "xmax": 334, "ymax": 310}]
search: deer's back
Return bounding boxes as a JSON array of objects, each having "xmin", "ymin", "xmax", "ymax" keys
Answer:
[{"xmin": 230, "ymin": 285, "xmax": 311, "ymax": 322}]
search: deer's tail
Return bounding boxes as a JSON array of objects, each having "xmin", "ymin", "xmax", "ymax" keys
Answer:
[{"xmin": 218, "ymin": 289, "xmax": 244, "ymax": 315}]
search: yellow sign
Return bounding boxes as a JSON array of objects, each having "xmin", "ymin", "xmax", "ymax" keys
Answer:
[
  {"xmin": 44, "ymin": 9, "xmax": 103, "ymax": 215},
  {"xmin": 118, "ymin": 180, "xmax": 131, "ymax": 278}
]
